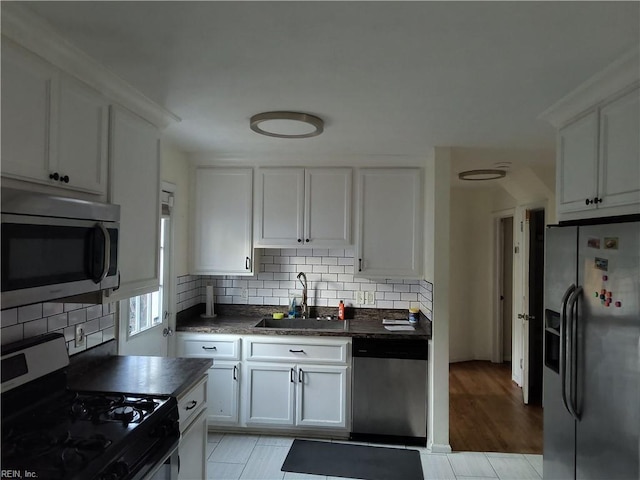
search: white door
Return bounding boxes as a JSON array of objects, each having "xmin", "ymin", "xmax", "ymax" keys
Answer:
[
  {"xmin": 520, "ymin": 209, "xmax": 531, "ymax": 404},
  {"xmin": 208, "ymin": 362, "xmax": 240, "ymax": 424},
  {"xmin": 245, "ymin": 363, "xmax": 295, "ymax": 426},
  {"xmin": 118, "ymin": 214, "xmax": 172, "ymax": 356},
  {"xmin": 296, "ymin": 365, "xmax": 348, "ymax": 428}
]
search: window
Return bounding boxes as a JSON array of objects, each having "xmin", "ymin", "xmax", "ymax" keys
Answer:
[{"xmin": 128, "ymin": 218, "xmax": 166, "ymax": 336}]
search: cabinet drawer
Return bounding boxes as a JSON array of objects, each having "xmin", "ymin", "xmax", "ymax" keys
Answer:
[
  {"xmin": 246, "ymin": 337, "xmax": 349, "ymax": 364},
  {"xmin": 178, "ymin": 375, "xmax": 207, "ymax": 430},
  {"xmin": 178, "ymin": 335, "xmax": 240, "ymax": 360}
]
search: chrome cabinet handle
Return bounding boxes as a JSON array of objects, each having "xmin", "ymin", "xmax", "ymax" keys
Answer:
[
  {"xmin": 185, "ymin": 400, "xmax": 197, "ymax": 411},
  {"xmin": 233, "ymin": 365, "xmax": 238, "ymax": 381},
  {"xmin": 245, "ymin": 256, "xmax": 251, "ymax": 270},
  {"xmin": 202, "ymin": 345, "xmax": 217, "ymax": 350}
]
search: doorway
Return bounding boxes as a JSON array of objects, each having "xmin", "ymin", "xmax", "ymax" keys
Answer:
[
  {"xmin": 501, "ymin": 216, "xmax": 514, "ymax": 363},
  {"xmin": 526, "ymin": 208, "xmax": 545, "ymax": 405}
]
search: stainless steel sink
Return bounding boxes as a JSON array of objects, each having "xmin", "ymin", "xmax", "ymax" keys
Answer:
[{"xmin": 254, "ymin": 318, "xmax": 348, "ymax": 331}]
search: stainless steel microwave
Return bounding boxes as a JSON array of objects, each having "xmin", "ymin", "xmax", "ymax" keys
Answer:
[{"xmin": 1, "ymin": 188, "xmax": 120, "ymax": 309}]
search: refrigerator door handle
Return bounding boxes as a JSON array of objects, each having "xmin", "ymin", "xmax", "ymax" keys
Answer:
[
  {"xmin": 568, "ymin": 286, "xmax": 583, "ymax": 420},
  {"xmin": 560, "ymin": 284, "xmax": 576, "ymax": 417}
]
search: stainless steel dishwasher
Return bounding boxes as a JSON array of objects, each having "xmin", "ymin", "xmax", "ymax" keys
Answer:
[{"xmin": 351, "ymin": 337, "xmax": 428, "ymax": 446}]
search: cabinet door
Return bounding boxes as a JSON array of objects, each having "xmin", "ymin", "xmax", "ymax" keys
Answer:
[
  {"xmin": 1, "ymin": 41, "xmax": 56, "ymax": 183},
  {"xmin": 56, "ymin": 75, "xmax": 109, "ymax": 194},
  {"xmin": 255, "ymin": 168, "xmax": 305, "ymax": 246},
  {"xmin": 245, "ymin": 363, "xmax": 295, "ymax": 426},
  {"xmin": 208, "ymin": 362, "xmax": 240, "ymax": 425},
  {"xmin": 177, "ymin": 409, "xmax": 207, "ymax": 480},
  {"xmin": 357, "ymin": 168, "xmax": 422, "ymax": 278},
  {"xmin": 598, "ymin": 88, "xmax": 640, "ymax": 209},
  {"xmin": 108, "ymin": 106, "xmax": 161, "ymax": 299},
  {"xmin": 557, "ymin": 111, "xmax": 599, "ymax": 214},
  {"xmin": 305, "ymin": 168, "xmax": 352, "ymax": 246},
  {"xmin": 192, "ymin": 168, "xmax": 254, "ymax": 275},
  {"xmin": 296, "ymin": 365, "xmax": 348, "ymax": 428}
]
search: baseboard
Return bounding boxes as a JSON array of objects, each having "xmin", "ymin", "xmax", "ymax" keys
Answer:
[{"xmin": 428, "ymin": 442, "xmax": 452, "ymax": 453}]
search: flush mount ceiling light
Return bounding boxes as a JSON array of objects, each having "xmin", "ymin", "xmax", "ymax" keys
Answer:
[
  {"xmin": 250, "ymin": 111, "xmax": 324, "ymax": 139},
  {"xmin": 458, "ymin": 169, "xmax": 507, "ymax": 181}
]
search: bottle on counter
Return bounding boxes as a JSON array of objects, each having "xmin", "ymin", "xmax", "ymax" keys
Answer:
[
  {"xmin": 409, "ymin": 307, "xmax": 420, "ymax": 324},
  {"xmin": 338, "ymin": 300, "xmax": 345, "ymax": 320}
]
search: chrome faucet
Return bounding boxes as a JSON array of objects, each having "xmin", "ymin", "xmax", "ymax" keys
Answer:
[{"xmin": 297, "ymin": 272, "xmax": 308, "ymax": 319}]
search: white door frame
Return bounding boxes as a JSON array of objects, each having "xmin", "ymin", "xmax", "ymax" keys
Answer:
[
  {"xmin": 492, "ymin": 208, "xmax": 515, "ymax": 364},
  {"xmin": 513, "ymin": 200, "xmax": 548, "ymax": 396}
]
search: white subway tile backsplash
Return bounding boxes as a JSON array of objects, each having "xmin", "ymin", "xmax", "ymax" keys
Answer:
[
  {"xmin": 175, "ymin": 254, "xmax": 434, "ymax": 320},
  {"xmin": 68, "ymin": 309, "xmax": 88, "ymax": 326},
  {"xmin": 393, "ymin": 284, "xmax": 411, "ymax": 293},
  {"xmin": 86, "ymin": 305, "xmax": 103, "ymax": 321},
  {"xmin": 43, "ymin": 302, "xmax": 64, "ymax": 317},
  {"xmin": 47, "ymin": 313, "xmax": 68, "ymax": 331},
  {"xmin": 25, "ymin": 318, "xmax": 48, "ymax": 338},
  {"xmin": 18, "ymin": 304, "xmax": 43, "ymax": 323},
  {"xmin": 1, "ymin": 308, "xmax": 18, "ymax": 327}
]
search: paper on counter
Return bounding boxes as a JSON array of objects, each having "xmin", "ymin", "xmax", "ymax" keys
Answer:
[
  {"xmin": 382, "ymin": 319, "xmax": 411, "ymax": 325},
  {"xmin": 384, "ymin": 325, "xmax": 415, "ymax": 331}
]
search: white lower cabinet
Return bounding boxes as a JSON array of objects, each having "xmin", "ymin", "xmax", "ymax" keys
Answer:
[
  {"xmin": 245, "ymin": 363, "xmax": 348, "ymax": 428},
  {"xmin": 208, "ymin": 361, "xmax": 240, "ymax": 424},
  {"xmin": 177, "ymin": 375, "xmax": 208, "ymax": 480},
  {"xmin": 244, "ymin": 336, "xmax": 350, "ymax": 431},
  {"xmin": 177, "ymin": 334, "xmax": 242, "ymax": 427}
]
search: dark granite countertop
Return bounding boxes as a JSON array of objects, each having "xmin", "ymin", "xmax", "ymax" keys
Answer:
[
  {"xmin": 176, "ymin": 305, "xmax": 431, "ymax": 340},
  {"xmin": 67, "ymin": 349, "xmax": 212, "ymax": 398}
]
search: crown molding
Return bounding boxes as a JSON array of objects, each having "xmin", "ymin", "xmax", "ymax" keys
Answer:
[
  {"xmin": 1, "ymin": 3, "xmax": 180, "ymax": 129},
  {"xmin": 539, "ymin": 46, "xmax": 639, "ymax": 128}
]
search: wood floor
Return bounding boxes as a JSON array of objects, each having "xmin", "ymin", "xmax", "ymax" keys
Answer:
[{"xmin": 449, "ymin": 360, "xmax": 543, "ymax": 454}]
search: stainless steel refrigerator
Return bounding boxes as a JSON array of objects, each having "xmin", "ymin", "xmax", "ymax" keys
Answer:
[{"xmin": 543, "ymin": 217, "xmax": 639, "ymax": 479}]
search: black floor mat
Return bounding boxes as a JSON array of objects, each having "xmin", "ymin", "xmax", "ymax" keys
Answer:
[{"xmin": 281, "ymin": 439, "xmax": 424, "ymax": 480}]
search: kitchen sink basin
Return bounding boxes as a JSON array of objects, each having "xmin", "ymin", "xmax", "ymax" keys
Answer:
[{"xmin": 254, "ymin": 318, "xmax": 348, "ymax": 331}]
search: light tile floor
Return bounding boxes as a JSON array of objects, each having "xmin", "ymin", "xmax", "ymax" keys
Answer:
[{"xmin": 205, "ymin": 432, "xmax": 543, "ymax": 480}]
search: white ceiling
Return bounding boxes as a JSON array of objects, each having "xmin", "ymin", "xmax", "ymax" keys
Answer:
[{"xmin": 20, "ymin": 1, "xmax": 640, "ymax": 169}]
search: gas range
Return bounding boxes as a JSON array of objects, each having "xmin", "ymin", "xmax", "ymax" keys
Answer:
[{"xmin": 1, "ymin": 334, "xmax": 179, "ymax": 480}]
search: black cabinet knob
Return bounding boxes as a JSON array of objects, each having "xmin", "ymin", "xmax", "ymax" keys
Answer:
[
  {"xmin": 594, "ymin": 197, "xmax": 602, "ymax": 204},
  {"xmin": 49, "ymin": 172, "xmax": 60, "ymax": 181},
  {"xmin": 305, "ymin": 238, "xmax": 310, "ymax": 243},
  {"xmin": 297, "ymin": 239, "xmax": 302, "ymax": 243},
  {"xmin": 585, "ymin": 198, "xmax": 590, "ymax": 205},
  {"xmin": 61, "ymin": 175, "xmax": 70, "ymax": 183}
]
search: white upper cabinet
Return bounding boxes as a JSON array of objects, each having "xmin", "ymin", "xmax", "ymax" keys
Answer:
[
  {"xmin": 541, "ymin": 50, "xmax": 639, "ymax": 221},
  {"xmin": 191, "ymin": 167, "xmax": 256, "ymax": 275},
  {"xmin": 598, "ymin": 88, "xmax": 640, "ymax": 209},
  {"xmin": 56, "ymin": 75, "xmax": 109, "ymax": 194},
  {"xmin": 1, "ymin": 41, "xmax": 56, "ymax": 184},
  {"xmin": 356, "ymin": 168, "xmax": 423, "ymax": 279},
  {"xmin": 557, "ymin": 111, "xmax": 599, "ymax": 214},
  {"xmin": 255, "ymin": 167, "xmax": 352, "ymax": 248},
  {"xmin": 108, "ymin": 106, "xmax": 161, "ymax": 300},
  {"xmin": 1, "ymin": 41, "xmax": 108, "ymax": 195}
]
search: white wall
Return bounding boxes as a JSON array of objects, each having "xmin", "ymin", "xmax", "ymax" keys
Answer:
[
  {"xmin": 161, "ymin": 141, "xmax": 190, "ymax": 277},
  {"xmin": 425, "ymin": 147, "xmax": 451, "ymax": 453}
]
